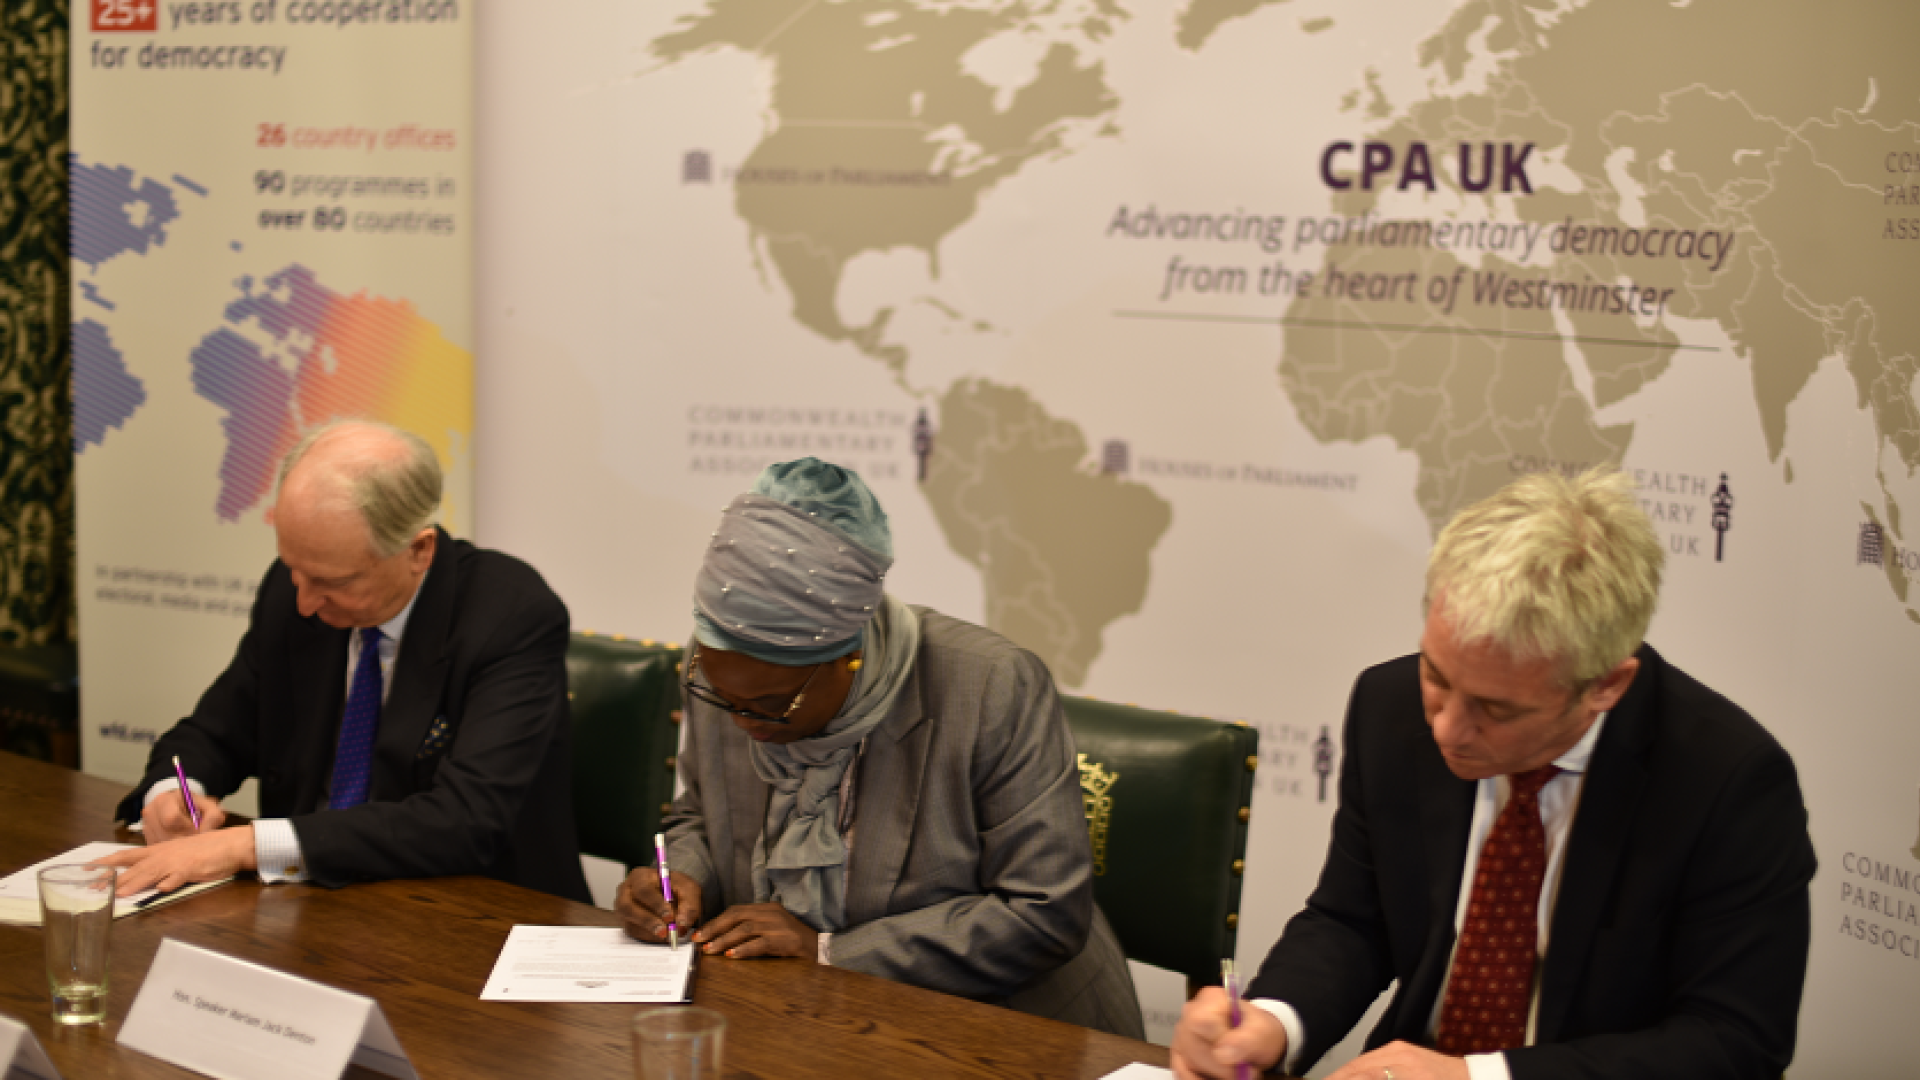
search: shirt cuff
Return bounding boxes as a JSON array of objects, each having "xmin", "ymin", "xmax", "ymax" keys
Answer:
[
  {"xmin": 817, "ymin": 931, "xmax": 833, "ymax": 966},
  {"xmin": 1464, "ymin": 1054, "xmax": 1512, "ymax": 1080},
  {"xmin": 1248, "ymin": 999, "xmax": 1306, "ymax": 1076},
  {"xmin": 252, "ymin": 818, "xmax": 309, "ymax": 883}
]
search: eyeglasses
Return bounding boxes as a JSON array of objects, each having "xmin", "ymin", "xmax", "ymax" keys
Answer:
[{"xmin": 683, "ymin": 646, "xmax": 824, "ymax": 725}]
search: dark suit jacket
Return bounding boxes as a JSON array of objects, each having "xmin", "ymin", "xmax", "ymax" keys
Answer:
[
  {"xmin": 666, "ymin": 608, "xmax": 1144, "ymax": 1039},
  {"xmin": 1250, "ymin": 645, "xmax": 1815, "ymax": 1080},
  {"xmin": 116, "ymin": 528, "xmax": 591, "ymax": 902}
]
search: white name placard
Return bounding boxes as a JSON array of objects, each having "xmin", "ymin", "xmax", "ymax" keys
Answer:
[
  {"xmin": 118, "ymin": 939, "xmax": 415, "ymax": 1080},
  {"xmin": 0, "ymin": 1014, "xmax": 62, "ymax": 1080}
]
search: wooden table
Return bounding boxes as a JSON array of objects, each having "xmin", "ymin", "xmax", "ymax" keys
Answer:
[{"xmin": 0, "ymin": 751, "xmax": 1170, "ymax": 1078}]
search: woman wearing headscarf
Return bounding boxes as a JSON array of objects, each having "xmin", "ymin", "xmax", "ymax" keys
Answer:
[{"xmin": 616, "ymin": 457, "xmax": 1143, "ymax": 1037}]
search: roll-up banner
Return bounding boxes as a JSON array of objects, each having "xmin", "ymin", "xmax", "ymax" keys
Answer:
[{"xmin": 70, "ymin": 0, "xmax": 474, "ymax": 791}]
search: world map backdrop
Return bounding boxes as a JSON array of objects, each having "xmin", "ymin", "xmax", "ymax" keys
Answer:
[{"xmin": 476, "ymin": 0, "xmax": 1920, "ymax": 1069}]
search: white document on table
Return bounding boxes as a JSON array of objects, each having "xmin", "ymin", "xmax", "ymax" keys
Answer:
[
  {"xmin": 480, "ymin": 926, "xmax": 696, "ymax": 1003},
  {"xmin": 1098, "ymin": 1066, "xmax": 1173, "ymax": 1080},
  {"xmin": 0, "ymin": 842, "xmax": 227, "ymax": 924}
]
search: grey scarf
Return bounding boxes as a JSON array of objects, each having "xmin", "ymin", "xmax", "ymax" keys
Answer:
[{"xmin": 748, "ymin": 595, "xmax": 920, "ymax": 932}]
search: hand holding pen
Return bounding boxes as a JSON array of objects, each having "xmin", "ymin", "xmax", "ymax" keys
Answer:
[
  {"xmin": 173, "ymin": 755, "xmax": 203, "ymax": 831},
  {"xmin": 654, "ymin": 833, "xmax": 680, "ymax": 950},
  {"xmin": 1223, "ymin": 959, "xmax": 1250, "ymax": 1080},
  {"xmin": 1169, "ymin": 965, "xmax": 1289, "ymax": 1080},
  {"xmin": 615, "ymin": 839, "xmax": 704, "ymax": 947},
  {"xmin": 137, "ymin": 758, "xmax": 226, "ymax": 843}
]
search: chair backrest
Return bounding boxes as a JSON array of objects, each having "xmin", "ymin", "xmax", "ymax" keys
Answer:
[
  {"xmin": 566, "ymin": 633, "xmax": 685, "ymax": 870},
  {"xmin": 1062, "ymin": 696, "xmax": 1259, "ymax": 991},
  {"xmin": 0, "ymin": 643, "xmax": 80, "ymax": 769}
]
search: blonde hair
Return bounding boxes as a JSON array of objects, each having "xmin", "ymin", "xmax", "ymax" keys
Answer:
[
  {"xmin": 1424, "ymin": 467, "xmax": 1662, "ymax": 686},
  {"xmin": 276, "ymin": 419, "xmax": 442, "ymax": 558}
]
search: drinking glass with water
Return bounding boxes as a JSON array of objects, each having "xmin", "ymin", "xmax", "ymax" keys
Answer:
[{"xmin": 38, "ymin": 864, "xmax": 116, "ymax": 1025}]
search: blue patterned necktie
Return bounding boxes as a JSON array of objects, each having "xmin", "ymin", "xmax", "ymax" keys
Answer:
[{"xmin": 329, "ymin": 626, "xmax": 385, "ymax": 810}]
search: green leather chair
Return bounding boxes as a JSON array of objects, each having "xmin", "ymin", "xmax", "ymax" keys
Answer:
[
  {"xmin": 1062, "ymin": 696, "xmax": 1259, "ymax": 996},
  {"xmin": 0, "ymin": 643, "xmax": 80, "ymax": 769},
  {"xmin": 566, "ymin": 633, "xmax": 685, "ymax": 870}
]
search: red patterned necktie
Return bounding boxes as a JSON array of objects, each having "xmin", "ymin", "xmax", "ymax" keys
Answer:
[{"xmin": 1436, "ymin": 764, "xmax": 1561, "ymax": 1055}]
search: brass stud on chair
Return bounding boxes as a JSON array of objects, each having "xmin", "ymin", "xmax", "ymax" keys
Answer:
[
  {"xmin": 642, "ymin": 638, "xmax": 656, "ymax": 646},
  {"xmin": 669, "ymin": 710, "xmax": 683, "ymax": 724},
  {"xmin": 660, "ymin": 802, "xmax": 672, "ymax": 815},
  {"xmin": 665, "ymin": 756, "xmax": 677, "ymax": 771},
  {"xmin": 1237, "ymin": 807, "xmax": 1250, "ymax": 823},
  {"xmin": 613, "ymin": 633, "xmax": 627, "ymax": 642},
  {"xmin": 1245, "ymin": 755, "xmax": 1258, "ymax": 773},
  {"xmin": 1226, "ymin": 913, "xmax": 1239, "ymax": 930},
  {"xmin": 1231, "ymin": 859, "xmax": 1245, "ymax": 876}
]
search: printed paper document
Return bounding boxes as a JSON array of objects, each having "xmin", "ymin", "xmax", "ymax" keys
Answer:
[{"xmin": 480, "ymin": 925, "xmax": 696, "ymax": 1003}]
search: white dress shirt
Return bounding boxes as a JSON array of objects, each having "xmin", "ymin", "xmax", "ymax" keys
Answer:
[
  {"xmin": 147, "ymin": 573, "xmax": 426, "ymax": 882},
  {"xmin": 1254, "ymin": 713, "xmax": 1609, "ymax": 1080}
]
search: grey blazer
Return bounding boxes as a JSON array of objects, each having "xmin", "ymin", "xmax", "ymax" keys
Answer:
[{"xmin": 665, "ymin": 607, "xmax": 1144, "ymax": 1038}]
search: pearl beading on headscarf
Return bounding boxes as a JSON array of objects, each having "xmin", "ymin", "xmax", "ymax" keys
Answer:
[{"xmin": 692, "ymin": 494, "xmax": 891, "ymax": 660}]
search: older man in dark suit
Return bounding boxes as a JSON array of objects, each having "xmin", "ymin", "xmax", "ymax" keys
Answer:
[
  {"xmin": 102, "ymin": 420, "xmax": 589, "ymax": 902},
  {"xmin": 1175, "ymin": 467, "xmax": 1815, "ymax": 1080}
]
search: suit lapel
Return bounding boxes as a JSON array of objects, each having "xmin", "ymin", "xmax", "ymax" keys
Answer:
[
  {"xmin": 1536, "ymin": 646, "xmax": 1659, "ymax": 1042},
  {"xmin": 1404, "ymin": 744, "xmax": 1475, "ymax": 1034},
  {"xmin": 371, "ymin": 528, "xmax": 455, "ymax": 800},
  {"xmin": 287, "ymin": 611, "xmax": 349, "ymax": 813},
  {"xmin": 842, "ymin": 668, "xmax": 930, "ymax": 927}
]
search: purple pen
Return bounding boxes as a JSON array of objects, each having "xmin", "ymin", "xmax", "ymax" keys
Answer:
[
  {"xmin": 654, "ymin": 832, "xmax": 680, "ymax": 950},
  {"xmin": 172, "ymin": 755, "xmax": 203, "ymax": 831},
  {"xmin": 1223, "ymin": 958, "xmax": 1250, "ymax": 1080}
]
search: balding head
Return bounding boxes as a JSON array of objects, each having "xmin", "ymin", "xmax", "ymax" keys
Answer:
[
  {"xmin": 276, "ymin": 421, "xmax": 442, "ymax": 557},
  {"xmin": 272, "ymin": 420, "xmax": 441, "ymax": 628}
]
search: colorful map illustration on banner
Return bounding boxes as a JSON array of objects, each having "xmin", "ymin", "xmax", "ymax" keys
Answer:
[
  {"xmin": 69, "ymin": 156, "xmax": 473, "ymax": 523},
  {"xmin": 70, "ymin": 157, "xmax": 173, "ymax": 451},
  {"xmin": 189, "ymin": 266, "xmax": 472, "ymax": 522}
]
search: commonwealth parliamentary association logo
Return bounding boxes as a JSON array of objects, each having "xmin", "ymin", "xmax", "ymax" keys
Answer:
[
  {"xmin": 1710, "ymin": 474, "xmax": 1733, "ymax": 561},
  {"xmin": 1313, "ymin": 726, "xmax": 1334, "ymax": 803},
  {"xmin": 912, "ymin": 409, "xmax": 935, "ymax": 482},
  {"xmin": 1857, "ymin": 522, "xmax": 1885, "ymax": 565}
]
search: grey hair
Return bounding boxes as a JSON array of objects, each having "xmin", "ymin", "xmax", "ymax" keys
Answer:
[
  {"xmin": 275, "ymin": 419, "xmax": 443, "ymax": 558},
  {"xmin": 1423, "ymin": 466, "xmax": 1663, "ymax": 686}
]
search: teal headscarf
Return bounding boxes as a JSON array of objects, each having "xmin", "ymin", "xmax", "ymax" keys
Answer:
[{"xmin": 692, "ymin": 458, "xmax": 893, "ymax": 665}]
